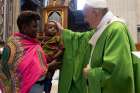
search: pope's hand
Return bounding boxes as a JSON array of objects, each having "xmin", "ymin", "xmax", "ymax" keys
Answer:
[
  {"xmin": 83, "ymin": 64, "xmax": 91, "ymax": 79},
  {"xmin": 56, "ymin": 22, "xmax": 64, "ymax": 32}
]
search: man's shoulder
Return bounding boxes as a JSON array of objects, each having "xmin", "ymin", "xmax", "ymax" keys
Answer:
[
  {"xmin": 105, "ymin": 21, "xmax": 128, "ymax": 34},
  {"xmin": 107, "ymin": 21, "xmax": 127, "ymax": 30}
]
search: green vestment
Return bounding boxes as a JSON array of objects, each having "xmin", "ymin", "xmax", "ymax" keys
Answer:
[
  {"xmin": 88, "ymin": 21, "xmax": 140, "ymax": 93},
  {"xmin": 58, "ymin": 29, "xmax": 93, "ymax": 93}
]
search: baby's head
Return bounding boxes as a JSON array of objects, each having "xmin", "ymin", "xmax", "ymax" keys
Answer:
[{"xmin": 45, "ymin": 21, "xmax": 59, "ymax": 36}]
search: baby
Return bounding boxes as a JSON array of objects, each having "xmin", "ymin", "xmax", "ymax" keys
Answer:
[{"xmin": 42, "ymin": 21, "xmax": 64, "ymax": 93}]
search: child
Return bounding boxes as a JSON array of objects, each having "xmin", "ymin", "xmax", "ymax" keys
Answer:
[{"xmin": 42, "ymin": 21, "xmax": 64, "ymax": 93}]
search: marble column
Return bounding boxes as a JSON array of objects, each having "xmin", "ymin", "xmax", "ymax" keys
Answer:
[
  {"xmin": 136, "ymin": 0, "xmax": 140, "ymax": 24},
  {"xmin": 12, "ymin": 0, "xmax": 20, "ymax": 33},
  {"xmin": 0, "ymin": 0, "xmax": 4, "ymax": 40}
]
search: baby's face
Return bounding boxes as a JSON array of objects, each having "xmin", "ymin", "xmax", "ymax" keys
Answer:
[{"xmin": 47, "ymin": 22, "xmax": 58, "ymax": 35}]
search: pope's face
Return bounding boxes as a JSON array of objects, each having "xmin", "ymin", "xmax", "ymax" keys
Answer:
[{"xmin": 83, "ymin": 5, "xmax": 100, "ymax": 29}]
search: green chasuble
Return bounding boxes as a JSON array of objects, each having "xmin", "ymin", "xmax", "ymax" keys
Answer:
[
  {"xmin": 88, "ymin": 21, "xmax": 140, "ymax": 93},
  {"xmin": 58, "ymin": 29, "xmax": 93, "ymax": 93}
]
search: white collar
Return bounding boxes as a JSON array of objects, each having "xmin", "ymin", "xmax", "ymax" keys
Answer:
[{"xmin": 89, "ymin": 11, "xmax": 125, "ymax": 47}]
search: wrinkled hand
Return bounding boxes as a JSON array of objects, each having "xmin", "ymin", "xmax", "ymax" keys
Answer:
[
  {"xmin": 83, "ymin": 64, "xmax": 91, "ymax": 79},
  {"xmin": 56, "ymin": 22, "xmax": 64, "ymax": 32}
]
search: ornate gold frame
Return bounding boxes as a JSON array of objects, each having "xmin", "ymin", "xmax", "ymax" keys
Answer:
[{"xmin": 43, "ymin": 5, "xmax": 68, "ymax": 28}]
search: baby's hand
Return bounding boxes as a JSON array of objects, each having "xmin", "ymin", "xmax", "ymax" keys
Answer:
[{"xmin": 48, "ymin": 60, "xmax": 62, "ymax": 71}]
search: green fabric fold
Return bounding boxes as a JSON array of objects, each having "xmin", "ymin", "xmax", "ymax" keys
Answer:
[
  {"xmin": 58, "ymin": 29, "xmax": 93, "ymax": 93},
  {"xmin": 87, "ymin": 22, "xmax": 140, "ymax": 93}
]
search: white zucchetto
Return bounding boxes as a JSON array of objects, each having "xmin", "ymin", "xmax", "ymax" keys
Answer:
[{"xmin": 85, "ymin": 0, "xmax": 108, "ymax": 8}]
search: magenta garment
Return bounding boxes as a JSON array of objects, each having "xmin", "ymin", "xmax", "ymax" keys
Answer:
[{"xmin": 14, "ymin": 33, "xmax": 48, "ymax": 93}]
